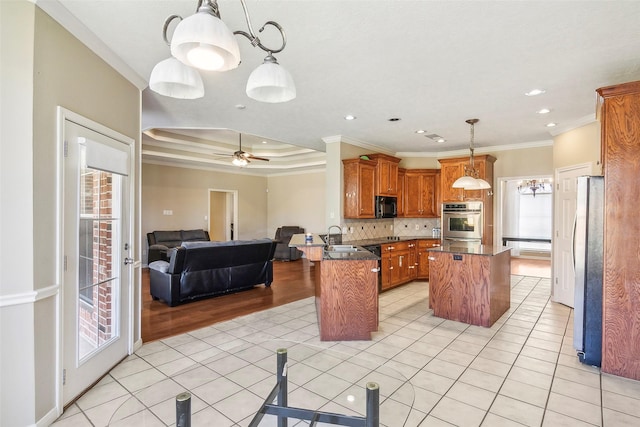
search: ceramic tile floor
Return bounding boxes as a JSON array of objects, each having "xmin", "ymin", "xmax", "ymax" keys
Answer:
[{"xmin": 52, "ymin": 276, "xmax": 640, "ymax": 427}]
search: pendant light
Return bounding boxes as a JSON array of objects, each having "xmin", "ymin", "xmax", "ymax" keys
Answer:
[
  {"xmin": 452, "ymin": 119, "xmax": 492, "ymax": 190},
  {"xmin": 150, "ymin": 0, "xmax": 296, "ymax": 103}
]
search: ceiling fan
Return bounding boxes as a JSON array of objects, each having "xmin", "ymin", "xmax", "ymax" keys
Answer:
[{"xmin": 214, "ymin": 133, "xmax": 270, "ymax": 166}]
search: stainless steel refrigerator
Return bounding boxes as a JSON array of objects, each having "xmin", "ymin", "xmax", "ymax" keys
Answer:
[{"xmin": 573, "ymin": 175, "xmax": 604, "ymax": 366}]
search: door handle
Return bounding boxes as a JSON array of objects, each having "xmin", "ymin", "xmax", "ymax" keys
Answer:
[{"xmin": 124, "ymin": 257, "xmax": 135, "ymax": 265}]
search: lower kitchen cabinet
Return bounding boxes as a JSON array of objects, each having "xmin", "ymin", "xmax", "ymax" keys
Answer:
[
  {"xmin": 417, "ymin": 239, "xmax": 441, "ymax": 279},
  {"xmin": 381, "ymin": 240, "xmax": 416, "ymax": 290}
]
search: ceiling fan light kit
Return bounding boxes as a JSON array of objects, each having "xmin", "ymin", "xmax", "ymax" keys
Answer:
[
  {"xmin": 150, "ymin": 0, "xmax": 296, "ymax": 103},
  {"xmin": 452, "ymin": 118, "xmax": 492, "ymax": 190},
  {"xmin": 213, "ymin": 133, "xmax": 271, "ymax": 167}
]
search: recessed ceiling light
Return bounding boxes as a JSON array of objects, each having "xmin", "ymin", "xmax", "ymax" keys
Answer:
[
  {"xmin": 261, "ymin": 140, "xmax": 268, "ymax": 144},
  {"xmin": 415, "ymin": 130, "xmax": 426, "ymax": 134},
  {"xmin": 537, "ymin": 108, "xmax": 551, "ymax": 114},
  {"xmin": 525, "ymin": 89, "xmax": 546, "ymax": 96},
  {"xmin": 235, "ymin": 104, "xmax": 246, "ymax": 109},
  {"xmin": 344, "ymin": 115, "xmax": 356, "ymax": 120},
  {"xmin": 546, "ymin": 122, "xmax": 557, "ymax": 127},
  {"xmin": 388, "ymin": 117, "xmax": 401, "ymax": 122},
  {"xmin": 436, "ymin": 138, "xmax": 446, "ymax": 143}
]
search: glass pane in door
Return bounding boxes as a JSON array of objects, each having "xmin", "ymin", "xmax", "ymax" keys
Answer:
[{"xmin": 78, "ymin": 159, "xmax": 122, "ymax": 361}]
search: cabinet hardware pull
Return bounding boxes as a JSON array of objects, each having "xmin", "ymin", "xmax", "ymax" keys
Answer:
[{"xmin": 371, "ymin": 268, "xmax": 380, "ymax": 272}]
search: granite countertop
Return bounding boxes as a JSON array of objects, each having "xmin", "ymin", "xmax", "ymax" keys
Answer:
[
  {"xmin": 428, "ymin": 242, "xmax": 511, "ymax": 256},
  {"xmin": 322, "ymin": 246, "xmax": 380, "ymax": 261},
  {"xmin": 343, "ymin": 236, "xmax": 440, "ymax": 247},
  {"xmin": 289, "ymin": 234, "xmax": 381, "ymax": 261}
]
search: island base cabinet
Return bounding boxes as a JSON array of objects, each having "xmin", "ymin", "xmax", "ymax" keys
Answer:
[
  {"xmin": 428, "ymin": 250, "xmax": 510, "ymax": 327},
  {"xmin": 316, "ymin": 259, "xmax": 379, "ymax": 340}
]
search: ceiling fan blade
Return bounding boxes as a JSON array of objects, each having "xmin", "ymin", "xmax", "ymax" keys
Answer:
[{"xmin": 246, "ymin": 154, "xmax": 270, "ymax": 161}]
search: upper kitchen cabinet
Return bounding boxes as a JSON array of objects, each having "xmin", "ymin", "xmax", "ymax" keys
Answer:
[
  {"xmin": 343, "ymin": 158, "xmax": 376, "ymax": 219},
  {"xmin": 404, "ymin": 169, "xmax": 439, "ymax": 217},
  {"xmin": 397, "ymin": 168, "xmax": 406, "ymax": 217},
  {"xmin": 596, "ymin": 80, "xmax": 640, "ymax": 381},
  {"xmin": 438, "ymin": 155, "xmax": 495, "ymax": 202},
  {"xmin": 366, "ymin": 154, "xmax": 401, "ymax": 196}
]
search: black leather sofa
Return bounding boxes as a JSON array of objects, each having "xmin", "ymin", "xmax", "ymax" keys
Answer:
[
  {"xmin": 147, "ymin": 229, "xmax": 210, "ymax": 263},
  {"xmin": 274, "ymin": 226, "xmax": 304, "ymax": 261},
  {"xmin": 148, "ymin": 238, "xmax": 277, "ymax": 307}
]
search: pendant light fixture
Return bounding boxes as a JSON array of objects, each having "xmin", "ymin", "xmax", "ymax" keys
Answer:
[
  {"xmin": 452, "ymin": 119, "xmax": 492, "ymax": 190},
  {"xmin": 150, "ymin": 0, "xmax": 296, "ymax": 103}
]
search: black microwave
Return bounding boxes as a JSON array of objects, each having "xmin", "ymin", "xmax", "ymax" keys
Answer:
[{"xmin": 375, "ymin": 196, "xmax": 397, "ymax": 218}]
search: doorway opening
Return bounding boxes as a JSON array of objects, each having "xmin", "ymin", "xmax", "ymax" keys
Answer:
[
  {"xmin": 498, "ymin": 176, "xmax": 553, "ymax": 259},
  {"xmin": 208, "ymin": 189, "xmax": 238, "ymax": 241}
]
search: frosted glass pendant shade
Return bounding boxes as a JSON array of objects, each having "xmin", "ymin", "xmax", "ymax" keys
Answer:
[
  {"xmin": 170, "ymin": 12, "xmax": 241, "ymax": 71},
  {"xmin": 475, "ymin": 178, "xmax": 491, "ymax": 189},
  {"xmin": 452, "ymin": 175, "xmax": 478, "ymax": 189},
  {"xmin": 246, "ymin": 61, "xmax": 296, "ymax": 103},
  {"xmin": 149, "ymin": 57, "xmax": 204, "ymax": 99}
]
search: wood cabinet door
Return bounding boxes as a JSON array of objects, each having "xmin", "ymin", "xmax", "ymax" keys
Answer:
[
  {"xmin": 420, "ymin": 174, "xmax": 437, "ymax": 217},
  {"xmin": 359, "ymin": 163, "xmax": 376, "ymax": 217},
  {"xmin": 439, "ymin": 161, "xmax": 464, "ymax": 202},
  {"xmin": 397, "ymin": 169, "xmax": 406, "ymax": 217},
  {"xmin": 380, "ymin": 244, "xmax": 392, "ymax": 290},
  {"xmin": 390, "ymin": 250, "xmax": 407, "ymax": 286},
  {"xmin": 407, "ymin": 241, "xmax": 418, "ymax": 280},
  {"xmin": 343, "ymin": 161, "xmax": 359, "ymax": 218},
  {"xmin": 387, "ymin": 162, "xmax": 399, "ymax": 195},
  {"xmin": 404, "ymin": 171, "xmax": 438, "ymax": 217},
  {"xmin": 377, "ymin": 160, "xmax": 398, "ymax": 196},
  {"xmin": 417, "ymin": 239, "xmax": 440, "ymax": 279},
  {"xmin": 404, "ymin": 172, "xmax": 422, "ymax": 216}
]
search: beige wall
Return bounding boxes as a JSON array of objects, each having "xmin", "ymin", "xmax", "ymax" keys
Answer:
[
  {"xmin": 1, "ymin": 3, "xmax": 141, "ymax": 425},
  {"xmin": 267, "ymin": 171, "xmax": 326, "ymax": 236},
  {"xmin": 142, "ymin": 163, "xmax": 269, "ymax": 259},
  {"xmin": 553, "ymin": 121, "xmax": 601, "ymax": 173}
]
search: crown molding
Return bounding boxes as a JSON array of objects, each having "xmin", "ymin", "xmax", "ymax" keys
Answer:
[{"xmin": 548, "ymin": 113, "xmax": 597, "ymax": 136}]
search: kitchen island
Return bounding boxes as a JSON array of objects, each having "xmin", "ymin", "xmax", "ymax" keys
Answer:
[
  {"xmin": 290, "ymin": 234, "xmax": 380, "ymax": 340},
  {"xmin": 428, "ymin": 243, "xmax": 511, "ymax": 327}
]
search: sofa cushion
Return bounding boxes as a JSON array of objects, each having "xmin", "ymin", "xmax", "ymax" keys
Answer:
[
  {"xmin": 154, "ymin": 230, "xmax": 182, "ymax": 243},
  {"xmin": 181, "ymin": 241, "xmax": 224, "ymax": 249},
  {"xmin": 182, "ymin": 229, "xmax": 209, "ymax": 241},
  {"xmin": 149, "ymin": 260, "xmax": 170, "ymax": 273}
]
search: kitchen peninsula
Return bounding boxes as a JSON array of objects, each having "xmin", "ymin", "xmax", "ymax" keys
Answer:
[
  {"xmin": 428, "ymin": 243, "xmax": 511, "ymax": 327},
  {"xmin": 290, "ymin": 234, "xmax": 380, "ymax": 341}
]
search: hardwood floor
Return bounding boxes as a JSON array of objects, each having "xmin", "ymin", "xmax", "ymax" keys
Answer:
[
  {"xmin": 141, "ymin": 257, "xmax": 551, "ymax": 343},
  {"xmin": 510, "ymin": 257, "xmax": 551, "ymax": 278},
  {"xmin": 141, "ymin": 259, "xmax": 316, "ymax": 343}
]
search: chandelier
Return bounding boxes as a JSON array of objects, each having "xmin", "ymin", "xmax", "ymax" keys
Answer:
[
  {"xmin": 149, "ymin": 0, "xmax": 296, "ymax": 103},
  {"xmin": 452, "ymin": 119, "xmax": 492, "ymax": 190},
  {"xmin": 518, "ymin": 179, "xmax": 551, "ymax": 197}
]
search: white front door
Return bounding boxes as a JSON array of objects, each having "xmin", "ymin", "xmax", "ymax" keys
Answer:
[
  {"xmin": 552, "ymin": 163, "xmax": 593, "ymax": 307},
  {"xmin": 62, "ymin": 117, "xmax": 133, "ymax": 405}
]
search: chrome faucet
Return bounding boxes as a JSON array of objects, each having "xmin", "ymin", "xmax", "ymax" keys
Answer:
[{"xmin": 327, "ymin": 225, "xmax": 342, "ymax": 245}]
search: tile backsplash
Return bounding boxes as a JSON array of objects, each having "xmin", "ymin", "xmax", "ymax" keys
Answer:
[{"xmin": 341, "ymin": 218, "xmax": 441, "ymax": 242}]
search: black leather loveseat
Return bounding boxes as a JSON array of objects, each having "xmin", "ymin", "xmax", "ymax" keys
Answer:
[
  {"xmin": 148, "ymin": 238, "xmax": 277, "ymax": 306},
  {"xmin": 147, "ymin": 229, "xmax": 210, "ymax": 263}
]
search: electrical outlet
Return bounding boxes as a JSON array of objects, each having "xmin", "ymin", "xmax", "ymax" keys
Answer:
[
  {"xmin": 415, "ymin": 224, "xmax": 420, "ymax": 230},
  {"xmin": 163, "ymin": 210, "xmax": 173, "ymax": 215}
]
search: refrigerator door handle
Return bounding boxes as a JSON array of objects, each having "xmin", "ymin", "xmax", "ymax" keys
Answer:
[{"xmin": 571, "ymin": 210, "xmax": 577, "ymax": 274}]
